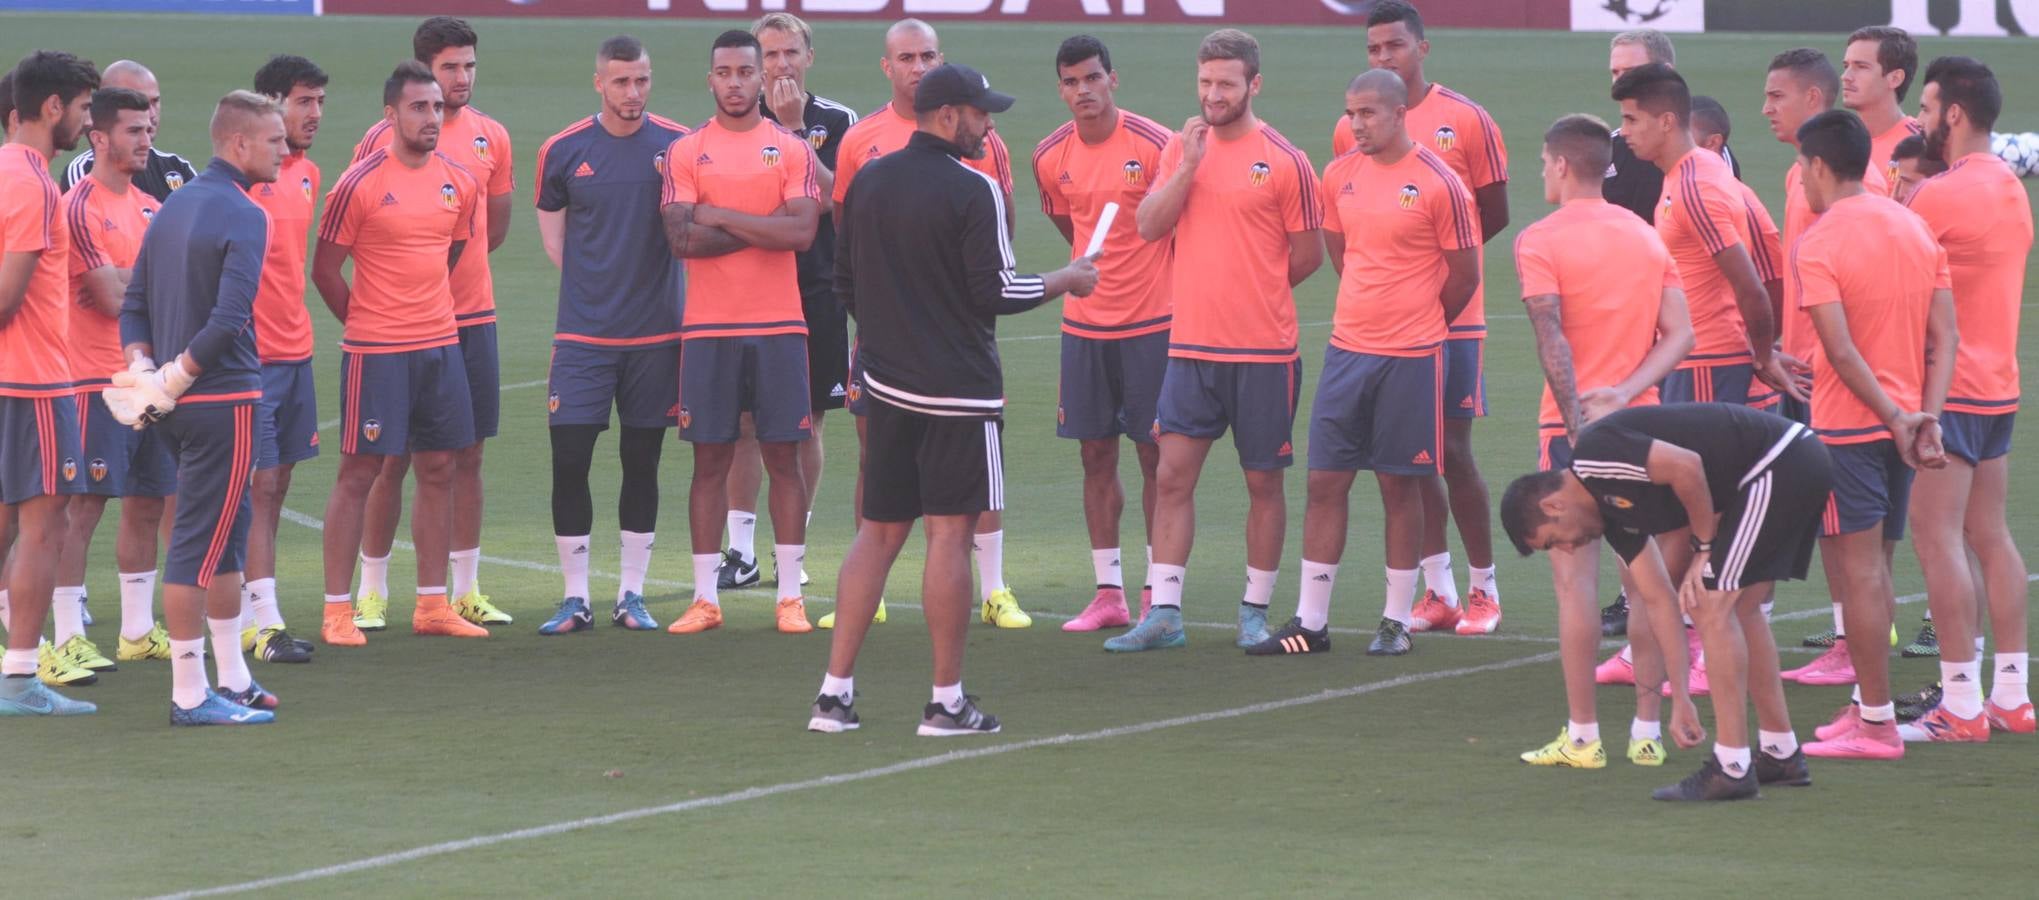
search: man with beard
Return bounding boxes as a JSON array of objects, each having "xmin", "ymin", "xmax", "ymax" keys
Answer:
[
  {"xmin": 240, "ymin": 54, "xmax": 329, "ymax": 664},
  {"xmin": 533, "ymin": 35, "xmax": 690, "ymax": 636},
  {"xmin": 658, "ymin": 30, "xmax": 822, "ymax": 637},
  {"xmin": 1112, "ymin": 29, "xmax": 1324, "ymax": 653},
  {"xmin": 0, "ymin": 50, "xmax": 98, "ymax": 713},
  {"xmin": 61, "ymin": 60, "xmax": 197, "ymax": 203},
  {"xmin": 312, "ymin": 62, "xmax": 484, "ymax": 645}
]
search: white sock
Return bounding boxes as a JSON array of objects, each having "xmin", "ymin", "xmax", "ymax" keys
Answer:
[
  {"xmin": 1992, "ymin": 652, "xmax": 2030, "ymax": 708},
  {"xmin": 1860, "ymin": 701, "xmax": 1895, "ymax": 724},
  {"xmin": 170, "ymin": 638, "xmax": 207, "ymax": 709},
  {"xmin": 1760, "ymin": 599, "xmax": 1773, "ymax": 621},
  {"xmin": 449, "ymin": 547, "xmax": 481, "ymax": 598},
  {"xmin": 245, "ymin": 577, "xmax": 283, "ymax": 630},
  {"xmin": 1618, "ymin": 643, "xmax": 1634, "ymax": 663},
  {"xmin": 820, "ymin": 673, "xmax": 853, "ymax": 701},
  {"xmin": 619, "ymin": 531, "xmax": 654, "ymax": 603},
  {"xmin": 1831, "ymin": 601, "xmax": 1846, "ymax": 637},
  {"xmin": 1091, "ymin": 548, "xmax": 1123, "ymax": 588},
  {"xmin": 727, "ymin": 511, "xmax": 756, "ymax": 561},
  {"xmin": 1468, "ymin": 564, "xmax": 1497, "ymax": 600},
  {"xmin": 1631, "ymin": 718, "xmax": 1662, "ymax": 742},
  {"xmin": 208, "ymin": 616, "xmax": 251, "ymax": 693},
  {"xmin": 1420, "ymin": 552, "xmax": 1458, "ymax": 608},
  {"xmin": 1758, "ymin": 729, "xmax": 1799, "ymax": 759},
  {"xmin": 418, "ymin": 585, "xmax": 446, "ymax": 599},
  {"xmin": 52, "ymin": 586, "xmax": 85, "ymax": 644},
  {"xmin": 0, "ymin": 588, "xmax": 9, "ymax": 632},
  {"xmin": 932, "ymin": 681, "xmax": 964, "ymax": 713},
  {"xmin": 117, "ymin": 572, "xmax": 157, "ymax": 640},
  {"xmin": 773, "ymin": 545, "xmax": 805, "ymax": 601},
  {"xmin": 1384, "ymin": 567, "xmax": 1419, "ymax": 626},
  {"xmin": 1975, "ymin": 635, "xmax": 1986, "ymax": 654},
  {"xmin": 1942, "ymin": 659, "xmax": 1985, "ymax": 718},
  {"xmin": 1297, "ymin": 560, "xmax": 1337, "ymax": 631},
  {"xmin": 358, "ymin": 553, "xmax": 390, "ymax": 600},
  {"xmin": 1149, "ymin": 564, "xmax": 1186, "ymax": 609},
  {"xmin": 556, "ymin": 535, "xmax": 591, "ymax": 600},
  {"xmin": 973, "ymin": 530, "xmax": 1006, "ymax": 598},
  {"xmin": 692, "ymin": 554, "xmax": 721, "ymax": 606},
  {"xmin": 2, "ymin": 647, "xmax": 36, "ymax": 675},
  {"xmin": 1243, "ymin": 567, "xmax": 1277, "ymax": 609},
  {"xmin": 1713, "ymin": 743, "xmax": 1752, "ymax": 777},
  {"xmin": 324, "ymin": 593, "xmax": 351, "ymax": 607},
  {"xmin": 1567, "ymin": 719, "xmax": 1599, "ymax": 746}
]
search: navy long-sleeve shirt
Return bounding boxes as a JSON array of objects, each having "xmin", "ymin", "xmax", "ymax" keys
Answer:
[{"xmin": 119, "ymin": 157, "xmax": 268, "ymax": 400}]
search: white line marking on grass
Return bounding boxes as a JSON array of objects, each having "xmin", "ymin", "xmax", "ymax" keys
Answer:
[{"xmin": 155, "ymin": 648, "xmax": 1559, "ymax": 899}]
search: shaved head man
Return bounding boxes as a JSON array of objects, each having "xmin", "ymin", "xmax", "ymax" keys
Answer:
[{"xmin": 61, "ymin": 59, "xmax": 197, "ymax": 202}]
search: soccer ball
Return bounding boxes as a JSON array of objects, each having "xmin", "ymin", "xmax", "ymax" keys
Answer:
[{"xmin": 1992, "ymin": 131, "xmax": 2039, "ymax": 178}]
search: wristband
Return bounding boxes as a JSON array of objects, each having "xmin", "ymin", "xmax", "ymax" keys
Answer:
[{"xmin": 1690, "ymin": 536, "xmax": 1713, "ymax": 555}]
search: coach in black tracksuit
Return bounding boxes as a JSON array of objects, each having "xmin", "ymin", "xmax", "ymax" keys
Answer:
[{"xmin": 807, "ymin": 64, "xmax": 1096, "ymax": 737}]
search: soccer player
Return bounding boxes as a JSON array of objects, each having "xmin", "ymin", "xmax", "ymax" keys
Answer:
[
  {"xmin": 61, "ymin": 60, "xmax": 197, "ymax": 203},
  {"xmin": 808, "ymin": 63, "xmax": 1096, "ymax": 736},
  {"xmin": 533, "ymin": 35, "xmax": 689, "ymax": 635},
  {"xmin": 1840, "ymin": 26, "xmax": 1923, "ymax": 196},
  {"xmin": 718, "ymin": 12, "xmax": 857, "ymax": 600},
  {"xmin": 1248, "ymin": 68, "xmax": 1474, "ymax": 658},
  {"xmin": 241, "ymin": 54, "xmax": 328, "ymax": 665},
  {"xmin": 113, "ymin": 89, "xmax": 291, "ymax": 725},
  {"xmin": 350, "ymin": 17, "xmax": 516, "ymax": 631},
  {"xmin": 1328, "ymin": 1, "xmax": 1509, "ymax": 636},
  {"xmin": 1616, "ymin": 65, "xmax": 1793, "ymax": 411},
  {"xmin": 832, "ymin": 18, "xmax": 1028, "ymax": 629},
  {"xmin": 1888, "ymin": 134, "xmax": 1945, "ymax": 205},
  {"xmin": 55, "ymin": 87, "xmax": 174, "ymax": 675},
  {"xmin": 1108, "ymin": 29, "xmax": 1323, "ymax": 653},
  {"xmin": 1789, "ymin": 109, "xmax": 1956, "ymax": 761},
  {"xmin": 659, "ymin": 30, "xmax": 822, "ymax": 636},
  {"xmin": 1510, "ymin": 113, "xmax": 1695, "ymax": 768},
  {"xmin": 312, "ymin": 62, "xmax": 485, "ymax": 645},
  {"xmin": 1501, "ymin": 403, "xmax": 1824, "ymax": 801},
  {"xmin": 0, "ymin": 50, "xmax": 97, "ymax": 714},
  {"xmin": 1760, "ymin": 48, "xmax": 1893, "ymax": 664},
  {"xmin": 1900, "ymin": 57, "xmax": 2033, "ymax": 737},
  {"xmin": 1032, "ymin": 35, "xmax": 1173, "ymax": 632}
]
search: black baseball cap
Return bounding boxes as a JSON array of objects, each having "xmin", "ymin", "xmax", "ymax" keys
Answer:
[{"xmin": 912, "ymin": 63, "xmax": 1015, "ymax": 114}]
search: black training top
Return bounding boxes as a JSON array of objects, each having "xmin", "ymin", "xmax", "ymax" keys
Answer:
[{"xmin": 1570, "ymin": 403, "xmax": 1805, "ymax": 560}]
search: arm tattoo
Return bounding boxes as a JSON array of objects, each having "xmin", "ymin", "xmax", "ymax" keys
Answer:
[{"xmin": 1526, "ymin": 298, "xmax": 1580, "ymax": 435}]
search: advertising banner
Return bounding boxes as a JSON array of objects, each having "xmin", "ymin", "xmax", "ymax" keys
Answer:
[
  {"xmin": 0, "ymin": 0, "xmax": 314, "ymax": 13},
  {"xmin": 318, "ymin": 0, "xmax": 1569, "ymax": 30}
]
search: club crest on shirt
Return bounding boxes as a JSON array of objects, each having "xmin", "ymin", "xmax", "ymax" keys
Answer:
[
  {"xmin": 301, "ymin": 176, "xmax": 314, "ymax": 202},
  {"xmin": 762, "ymin": 145, "xmax": 783, "ymax": 167},
  {"xmin": 363, "ymin": 419, "xmax": 382, "ymax": 443},
  {"xmin": 440, "ymin": 183, "xmax": 457, "ymax": 209},
  {"xmin": 652, "ymin": 151, "xmax": 666, "ymax": 175},
  {"xmin": 165, "ymin": 170, "xmax": 184, "ymax": 191},
  {"xmin": 140, "ymin": 205, "xmax": 155, "ymax": 222},
  {"xmin": 472, "ymin": 135, "xmax": 492, "ymax": 162},
  {"xmin": 1247, "ymin": 161, "xmax": 1271, "ymax": 187},
  {"xmin": 62, "ymin": 458, "xmax": 78, "ymax": 482},
  {"xmin": 846, "ymin": 381, "xmax": 862, "ymax": 404},
  {"xmin": 678, "ymin": 407, "xmax": 692, "ymax": 429},
  {"xmin": 89, "ymin": 459, "xmax": 107, "ymax": 482},
  {"xmin": 1122, "ymin": 160, "xmax": 1144, "ymax": 185},
  {"xmin": 1434, "ymin": 125, "xmax": 1457, "ymax": 152},
  {"xmin": 1887, "ymin": 160, "xmax": 1901, "ymax": 186},
  {"xmin": 1661, "ymin": 193, "xmax": 1674, "ymax": 211},
  {"xmin": 548, "ymin": 392, "xmax": 560, "ymax": 414},
  {"xmin": 1604, "ymin": 494, "xmax": 1635, "ymax": 509},
  {"xmin": 806, "ymin": 125, "xmax": 829, "ymax": 150},
  {"xmin": 1399, "ymin": 183, "xmax": 1419, "ymax": 209}
]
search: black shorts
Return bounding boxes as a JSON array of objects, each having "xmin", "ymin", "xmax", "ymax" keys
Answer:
[
  {"xmin": 860, "ymin": 399, "xmax": 1003, "ymax": 523},
  {"xmin": 806, "ymin": 289, "xmax": 849, "ymax": 413},
  {"xmin": 1706, "ymin": 424, "xmax": 1830, "ymax": 591}
]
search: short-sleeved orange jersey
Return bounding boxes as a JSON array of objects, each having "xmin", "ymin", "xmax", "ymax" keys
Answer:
[
  {"xmin": 317, "ymin": 149, "xmax": 479, "ymax": 354},
  {"xmin": 1737, "ymin": 183, "xmax": 1784, "ymax": 283},
  {"xmin": 354, "ymin": 106, "xmax": 511, "ymax": 325},
  {"xmin": 1793, "ymin": 192, "xmax": 1950, "ymax": 443},
  {"xmin": 1781, "ymin": 161, "xmax": 1888, "ymax": 366},
  {"xmin": 1032, "ymin": 109, "xmax": 1174, "ymax": 338},
  {"xmin": 661, "ymin": 118, "xmax": 818, "ymax": 338},
  {"xmin": 1906, "ymin": 152, "xmax": 2033, "ymax": 413},
  {"xmin": 1655, "ymin": 147, "xmax": 1757, "ymax": 368},
  {"xmin": 0, "ymin": 144, "xmax": 73, "ymax": 397},
  {"xmin": 832, "ymin": 101, "xmax": 1011, "ymax": 206},
  {"xmin": 1320, "ymin": 145, "xmax": 1475, "ymax": 356},
  {"xmin": 1332, "ymin": 84, "xmax": 1506, "ymax": 333},
  {"xmin": 245, "ymin": 151, "xmax": 320, "ymax": 364},
  {"xmin": 1515, "ymin": 198, "xmax": 1682, "ymax": 435},
  {"xmin": 63, "ymin": 178, "xmax": 157, "ymax": 387},
  {"xmin": 1156, "ymin": 123, "xmax": 1321, "ymax": 363},
  {"xmin": 1869, "ymin": 116, "xmax": 1924, "ymax": 197}
]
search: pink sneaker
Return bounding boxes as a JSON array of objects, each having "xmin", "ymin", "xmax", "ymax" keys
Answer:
[
  {"xmin": 1454, "ymin": 588, "xmax": 1501, "ymax": 635},
  {"xmin": 1804, "ymin": 716, "xmax": 1905, "ymax": 760},
  {"xmin": 1659, "ymin": 653, "xmax": 1710, "ymax": 697},
  {"xmin": 1595, "ymin": 647, "xmax": 1636, "ymax": 685},
  {"xmin": 1783, "ymin": 640, "xmax": 1857, "ymax": 686},
  {"xmin": 1061, "ymin": 587, "xmax": 1131, "ymax": 632},
  {"xmin": 1814, "ymin": 703, "xmax": 1859, "ymax": 742},
  {"xmin": 1409, "ymin": 591, "xmax": 1461, "ymax": 633}
]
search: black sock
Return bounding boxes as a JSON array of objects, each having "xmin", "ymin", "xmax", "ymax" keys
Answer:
[{"xmin": 550, "ymin": 424, "xmax": 602, "ymax": 536}]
